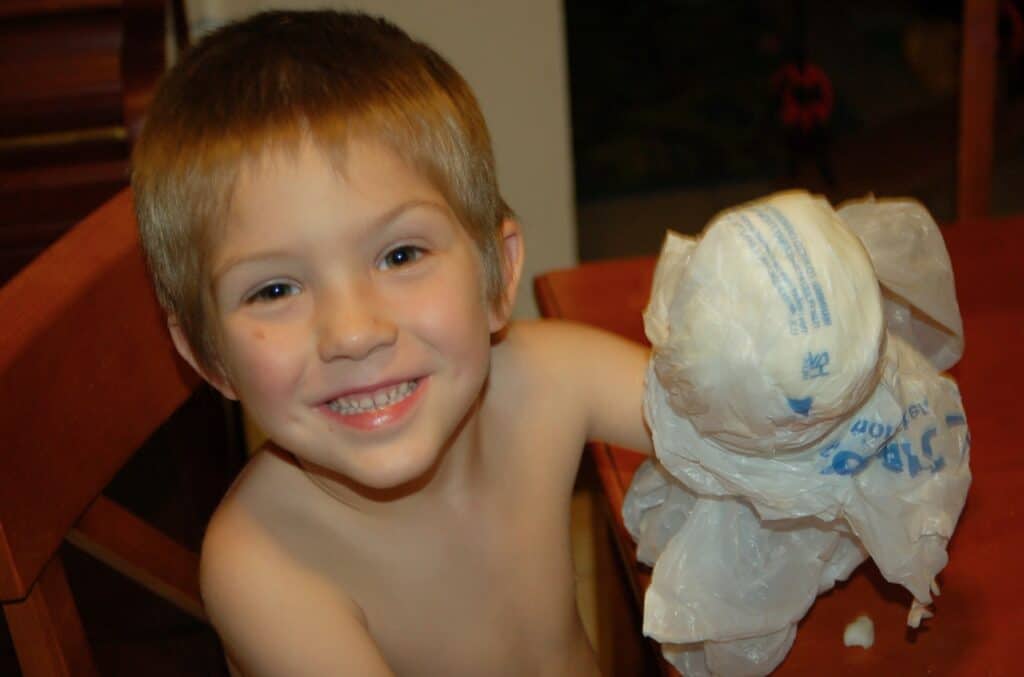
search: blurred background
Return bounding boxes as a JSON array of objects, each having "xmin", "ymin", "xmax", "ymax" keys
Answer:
[
  {"xmin": 568, "ymin": 0, "xmax": 1024, "ymax": 260},
  {"xmin": 4, "ymin": 0, "xmax": 1023, "ymax": 308},
  {"xmin": 2, "ymin": 1, "xmax": 1021, "ymax": 674}
]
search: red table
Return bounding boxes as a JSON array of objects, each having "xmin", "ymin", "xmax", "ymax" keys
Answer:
[{"xmin": 535, "ymin": 217, "xmax": 1024, "ymax": 676}]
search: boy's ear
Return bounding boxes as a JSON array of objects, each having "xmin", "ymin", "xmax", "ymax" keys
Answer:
[
  {"xmin": 489, "ymin": 217, "xmax": 524, "ymax": 333},
  {"xmin": 167, "ymin": 317, "xmax": 238, "ymax": 401}
]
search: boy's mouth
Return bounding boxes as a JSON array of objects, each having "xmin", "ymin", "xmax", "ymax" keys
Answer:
[{"xmin": 326, "ymin": 379, "xmax": 421, "ymax": 415}]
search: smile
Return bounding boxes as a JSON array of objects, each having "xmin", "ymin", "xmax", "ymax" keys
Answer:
[
  {"xmin": 319, "ymin": 377, "xmax": 428, "ymax": 432},
  {"xmin": 326, "ymin": 379, "xmax": 420, "ymax": 414}
]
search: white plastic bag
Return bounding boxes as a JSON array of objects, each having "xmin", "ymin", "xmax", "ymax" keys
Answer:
[
  {"xmin": 837, "ymin": 197, "xmax": 964, "ymax": 371},
  {"xmin": 624, "ymin": 191, "xmax": 971, "ymax": 675},
  {"xmin": 647, "ymin": 191, "xmax": 886, "ymax": 456}
]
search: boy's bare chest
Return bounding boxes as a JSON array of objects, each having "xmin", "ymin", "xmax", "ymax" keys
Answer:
[
  {"xmin": 329, "ymin": 490, "xmax": 595, "ymax": 675},
  {"xmin": 243, "ymin": 374, "xmax": 597, "ymax": 674}
]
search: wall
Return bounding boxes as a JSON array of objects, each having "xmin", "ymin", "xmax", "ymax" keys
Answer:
[{"xmin": 185, "ymin": 0, "xmax": 578, "ymax": 318}]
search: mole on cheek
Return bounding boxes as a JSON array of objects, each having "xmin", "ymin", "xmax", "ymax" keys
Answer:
[{"xmin": 252, "ymin": 329, "xmax": 266, "ymax": 340}]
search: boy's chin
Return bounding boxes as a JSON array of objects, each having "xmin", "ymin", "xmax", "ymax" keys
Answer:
[
  {"xmin": 297, "ymin": 447, "xmax": 443, "ymax": 501},
  {"xmin": 352, "ymin": 455, "xmax": 438, "ymax": 495}
]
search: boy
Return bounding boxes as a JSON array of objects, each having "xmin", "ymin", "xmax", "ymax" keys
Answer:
[{"xmin": 133, "ymin": 10, "xmax": 652, "ymax": 676}]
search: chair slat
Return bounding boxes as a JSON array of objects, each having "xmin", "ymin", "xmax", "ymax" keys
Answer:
[
  {"xmin": 67, "ymin": 495, "xmax": 205, "ymax": 621},
  {"xmin": 2, "ymin": 556, "xmax": 98, "ymax": 676},
  {"xmin": 0, "ymin": 189, "xmax": 201, "ymax": 601}
]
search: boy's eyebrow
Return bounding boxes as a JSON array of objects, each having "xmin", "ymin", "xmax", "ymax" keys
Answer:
[
  {"xmin": 382, "ymin": 198, "xmax": 456, "ymax": 226},
  {"xmin": 212, "ymin": 199, "xmax": 455, "ymax": 283}
]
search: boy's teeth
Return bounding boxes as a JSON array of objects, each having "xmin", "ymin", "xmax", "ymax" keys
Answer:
[{"xmin": 328, "ymin": 380, "xmax": 417, "ymax": 414}]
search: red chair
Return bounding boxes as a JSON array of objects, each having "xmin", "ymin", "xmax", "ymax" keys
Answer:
[
  {"xmin": 0, "ymin": 189, "xmax": 215, "ymax": 676},
  {"xmin": 958, "ymin": 0, "xmax": 1000, "ymax": 220}
]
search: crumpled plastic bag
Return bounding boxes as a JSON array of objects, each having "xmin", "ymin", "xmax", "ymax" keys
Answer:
[
  {"xmin": 624, "ymin": 191, "xmax": 971, "ymax": 676},
  {"xmin": 838, "ymin": 197, "xmax": 963, "ymax": 371}
]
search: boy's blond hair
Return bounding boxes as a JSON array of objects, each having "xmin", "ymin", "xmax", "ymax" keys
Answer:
[{"xmin": 132, "ymin": 10, "xmax": 509, "ymax": 374}]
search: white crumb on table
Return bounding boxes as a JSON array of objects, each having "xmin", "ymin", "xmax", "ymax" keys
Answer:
[{"xmin": 843, "ymin": 615, "xmax": 875, "ymax": 648}]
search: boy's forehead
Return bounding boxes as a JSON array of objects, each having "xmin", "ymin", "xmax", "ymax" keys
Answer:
[
  {"xmin": 229, "ymin": 137, "xmax": 429, "ymax": 205},
  {"xmin": 213, "ymin": 138, "xmax": 461, "ymax": 250}
]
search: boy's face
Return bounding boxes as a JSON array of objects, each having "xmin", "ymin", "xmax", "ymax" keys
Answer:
[{"xmin": 179, "ymin": 139, "xmax": 515, "ymax": 491}]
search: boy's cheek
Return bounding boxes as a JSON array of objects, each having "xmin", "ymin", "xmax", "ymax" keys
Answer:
[
  {"xmin": 218, "ymin": 328, "xmax": 306, "ymax": 400},
  {"xmin": 409, "ymin": 277, "xmax": 493, "ymax": 344}
]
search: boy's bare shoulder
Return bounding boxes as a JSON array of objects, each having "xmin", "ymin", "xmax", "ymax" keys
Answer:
[
  {"xmin": 495, "ymin": 318, "xmax": 648, "ymax": 397},
  {"xmin": 200, "ymin": 451, "xmax": 392, "ymax": 675},
  {"xmin": 496, "ymin": 318, "xmax": 633, "ymax": 377},
  {"xmin": 494, "ymin": 319, "xmax": 652, "ymax": 454},
  {"xmin": 489, "ymin": 320, "xmax": 606, "ymax": 426}
]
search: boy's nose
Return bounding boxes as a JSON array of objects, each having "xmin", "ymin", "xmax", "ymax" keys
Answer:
[{"xmin": 316, "ymin": 282, "xmax": 397, "ymax": 362}]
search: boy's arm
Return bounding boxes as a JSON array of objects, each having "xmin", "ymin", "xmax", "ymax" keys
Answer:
[
  {"xmin": 200, "ymin": 504, "xmax": 394, "ymax": 677},
  {"xmin": 528, "ymin": 319, "xmax": 654, "ymax": 454}
]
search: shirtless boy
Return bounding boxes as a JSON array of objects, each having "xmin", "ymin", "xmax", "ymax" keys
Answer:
[{"xmin": 132, "ymin": 10, "xmax": 652, "ymax": 676}]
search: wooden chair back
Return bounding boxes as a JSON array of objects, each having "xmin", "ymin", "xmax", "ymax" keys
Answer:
[
  {"xmin": 0, "ymin": 188, "xmax": 206, "ymax": 676},
  {"xmin": 957, "ymin": 0, "xmax": 999, "ymax": 220}
]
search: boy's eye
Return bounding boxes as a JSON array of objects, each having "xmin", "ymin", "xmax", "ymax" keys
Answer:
[
  {"xmin": 246, "ymin": 282, "xmax": 298, "ymax": 304},
  {"xmin": 381, "ymin": 245, "xmax": 423, "ymax": 269}
]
